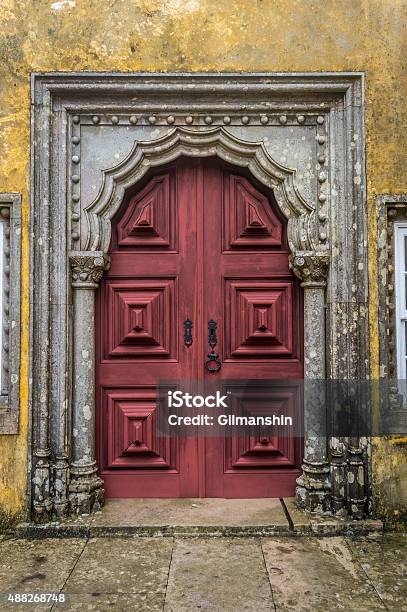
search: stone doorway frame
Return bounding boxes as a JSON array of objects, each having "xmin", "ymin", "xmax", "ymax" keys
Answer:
[{"xmin": 29, "ymin": 73, "xmax": 368, "ymax": 522}]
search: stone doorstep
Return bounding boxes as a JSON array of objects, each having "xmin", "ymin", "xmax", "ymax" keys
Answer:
[{"xmin": 11, "ymin": 498, "xmax": 384, "ymax": 539}]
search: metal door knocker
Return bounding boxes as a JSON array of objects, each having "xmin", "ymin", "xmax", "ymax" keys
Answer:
[
  {"xmin": 205, "ymin": 319, "xmax": 221, "ymax": 372},
  {"xmin": 184, "ymin": 318, "xmax": 193, "ymax": 347}
]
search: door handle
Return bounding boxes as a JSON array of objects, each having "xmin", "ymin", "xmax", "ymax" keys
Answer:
[
  {"xmin": 205, "ymin": 319, "xmax": 221, "ymax": 373},
  {"xmin": 184, "ymin": 318, "xmax": 193, "ymax": 347}
]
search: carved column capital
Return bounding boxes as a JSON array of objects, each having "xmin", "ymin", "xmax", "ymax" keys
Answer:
[
  {"xmin": 69, "ymin": 251, "xmax": 110, "ymax": 289},
  {"xmin": 289, "ymin": 251, "xmax": 330, "ymax": 287}
]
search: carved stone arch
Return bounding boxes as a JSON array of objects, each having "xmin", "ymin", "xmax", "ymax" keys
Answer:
[{"xmin": 84, "ymin": 127, "xmax": 316, "ymax": 254}]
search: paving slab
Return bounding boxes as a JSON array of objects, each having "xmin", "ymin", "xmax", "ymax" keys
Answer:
[
  {"xmin": 261, "ymin": 536, "xmax": 386, "ymax": 611},
  {"xmin": 348, "ymin": 533, "xmax": 407, "ymax": 611},
  {"xmin": 281, "ymin": 497, "xmax": 310, "ymax": 530},
  {"xmin": 54, "ymin": 593, "xmax": 165, "ymax": 610},
  {"xmin": 91, "ymin": 498, "xmax": 289, "ymax": 530},
  {"xmin": 0, "ymin": 600, "xmax": 52, "ymax": 612},
  {"xmin": 165, "ymin": 537, "xmax": 274, "ymax": 611},
  {"xmin": 282, "ymin": 497, "xmax": 384, "ymax": 535},
  {"xmin": 1, "ymin": 534, "xmax": 405, "ymax": 611},
  {"xmin": 64, "ymin": 537, "xmax": 173, "ymax": 595},
  {"xmin": 0, "ymin": 537, "xmax": 85, "ymax": 593}
]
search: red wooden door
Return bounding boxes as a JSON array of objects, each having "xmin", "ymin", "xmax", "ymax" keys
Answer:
[{"xmin": 96, "ymin": 158, "xmax": 302, "ymax": 498}]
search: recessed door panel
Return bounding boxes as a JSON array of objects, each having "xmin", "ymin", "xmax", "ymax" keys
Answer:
[
  {"xmin": 116, "ymin": 171, "xmax": 177, "ymax": 250},
  {"xmin": 225, "ymin": 278, "xmax": 294, "ymax": 359},
  {"xmin": 223, "ymin": 174, "xmax": 283, "ymax": 250},
  {"xmin": 103, "ymin": 387, "xmax": 179, "ymax": 471},
  {"xmin": 102, "ymin": 277, "xmax": 177, "ymax": 359}
]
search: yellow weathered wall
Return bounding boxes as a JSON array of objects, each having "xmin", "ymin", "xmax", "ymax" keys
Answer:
[{"xmin": 0, "ymin": 0, "xmax": 406, "ymax": 521}]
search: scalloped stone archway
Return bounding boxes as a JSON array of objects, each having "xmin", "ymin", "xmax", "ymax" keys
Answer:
[{"xmin": 84, "ymin": 127, "xmax": 316, "ymax": 254}]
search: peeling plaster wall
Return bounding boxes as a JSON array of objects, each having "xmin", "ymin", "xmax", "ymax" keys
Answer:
[{"xmin": 0, "ymin": 0, "xmax": 406, "ymax": 521}]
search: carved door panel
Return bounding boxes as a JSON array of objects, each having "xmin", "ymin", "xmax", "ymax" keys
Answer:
[{"xmin": 96, "ymin": 158, "xmax": 302, "ymax": 498}]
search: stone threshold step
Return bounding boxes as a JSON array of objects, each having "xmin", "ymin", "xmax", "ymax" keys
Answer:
[
  {"xmin": 13, "ymin": 522, "xmax": 384, "ymax": 539},
  {"xmin": 11, "ymin": 498, "xmax": 384, "ymax": 538}
]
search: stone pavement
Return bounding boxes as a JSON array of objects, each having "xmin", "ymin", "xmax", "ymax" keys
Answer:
[{"xmin": 0, "ymin": 532, "xmax": 405, "ymax": 611}]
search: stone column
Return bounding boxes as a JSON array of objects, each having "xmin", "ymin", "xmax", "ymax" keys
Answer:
[
  {"xmin": 347, "ymin": 437, "xmax": 367, "ymax": 519},
  {"xmin": 330, "ymin": 437, "xmax": 348, "ymax": 516},
  {"xmin": 69, "ymin": 251, "xmax": 110, "ymax": 514},
  {"xmin": 290, "ymin": 252, "xmax": 331, "ymax": 514}
]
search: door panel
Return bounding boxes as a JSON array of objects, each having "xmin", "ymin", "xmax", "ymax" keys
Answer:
[
  {"xmin": 224, "ymin": 278, "xmax": 294, "ymax": 359},
  {"xmin": 96, "ymin": 162, "xmax": 200, "ymax": 497},
  {"xmin": 202, "ymin": 161, "xmax": 302, "ymax": 497},
  {"xmin": 116, "ymin": 171, "xmax": 177, "ymax": 250},
  {"xmin": 96, "ymin": 158, "xmax": 302, "ymax": 498},
  {"xmin": 104, "ymin": 278, "xmax": 178, "ymax": 359},
  {"xmin": 103, "ymin": 387, "xmax": 178, "ymax": 470},
  {"xmin": 223, "ymin": 174, "xmax": 283, "ymax": 250}
]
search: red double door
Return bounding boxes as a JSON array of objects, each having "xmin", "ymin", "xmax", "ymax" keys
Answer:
[{"xmin": 96, "ymin": 158, "xmax": 303, "ymax": 498}]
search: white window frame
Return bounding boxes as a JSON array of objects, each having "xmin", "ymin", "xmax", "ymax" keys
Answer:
[{"xmin": 394, "ymin": 222, "xmax": 407, "ymax": 381}]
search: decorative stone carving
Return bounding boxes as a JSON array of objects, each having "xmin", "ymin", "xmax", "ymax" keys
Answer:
[
  {"xmin": 290, "ymin": 250, "xmax": 331, "ymax": 513},
  {"xmin": 70, "ymin": 251, "xmax": 110, "ymax": 288},
  {"xmin": 69, "ymin": 112, "xmax": 329, "ymax": 129},
  {"xmin": 32, "ymin": 449, "xmax": 52, "ymax": 522},
  {"xmin": 0, "ymin": 193, "xmax": 21, "ymax": 435},
  {"xmin": 69, "ymin": 251, "xmax": 110, "ymax": 514},
  {"xmin": 289, "ymin": 252, "xmax": 330, "ymax": 287},
  {"xmin": 83, "ymin": 127, "xmax": 315, "ymax": 254}
]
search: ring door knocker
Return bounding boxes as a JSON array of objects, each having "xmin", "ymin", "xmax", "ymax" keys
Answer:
[
  {"xmin": 184, "ymin": 318, "xmax": 193, "ymax": 347},
  {"xmin": 205, "ymin": 319, "xmax": 222, "ymax": 373}
]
